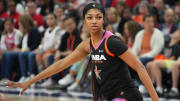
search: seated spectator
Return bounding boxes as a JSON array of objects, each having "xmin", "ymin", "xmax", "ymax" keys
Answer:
[
  {"xmin": 117, "ymin": 7, "xmax": 133, "ymax": 34},
  {"xmin": 7, "ymin": 1, "xmax": 21, "ymax": 28},
  {"xmin": 18, "ymin": 14, "xmax": 42, "ymax": 83},
  {"xmin": 157, "ymin": 8, "xmax": 178, "ymax": 36},
  {"xmin": 133, "ymin": 14, "xmax": 164, "ymax": 95},
  {"xmin": 58, "ymin": 24, "xmax": 89, "ymax": 91},
  {"xmin": 132, "ymin": 14, "xmax": 164, "ymax": 65},
  {"xmin": 0, "ymin": 0, "xmax": 8, "ymax": 20},
  {"xmin": 146, "ymin": 29, "xmax": 180, "ymax": 97},
  {"xmin": 35, "ymin": 0, "xmax": 54, "ymax": 16},
  {"xmin": 40, "ymin": 16, "xmax": 81, "ymax": 87},
  {"xmin": 26, "ymin": 1, "xmax": 45, "ymax": 32},
  {"xmin": 0, "ymin": 14, "xmax": 41, "ymax": 81},
  {"xmin": 152, "ymin": 0, "xmax": 165, "ymax": 24},
  {"xmin": 0, "ymin": 18, "xmax": 22, "ymax": 52},
  {"xmin": 54, "ymin": 16, "xmax": 81, "ymax": 62},
  {"xmin": 106, "ymin": 7, "xmax": 120, "ymax": 33},
  {"xmin": 0, "ymin": 18, "xmax": 23, "ymax": 80},
  {"xmin": 35, "ymin": 13, "xmax": 61, "ymax": 76},
  {"xmin": 157, "ymin": 8, "xmax": 178, "ymax": 47},
  {"xmin": 123, "ymin": 20, "xmax": 141, "ymax": 48},
  {"xmin": 133, "ymin": 1, "xmax": 150, "ymax": 25},
  {"xmin": 116, "ymin": 1, "xmax": 126, "ymax": 17},
  {"xmin": 55, "ymin": 5, "xmax": 65, "ymax": 22}
]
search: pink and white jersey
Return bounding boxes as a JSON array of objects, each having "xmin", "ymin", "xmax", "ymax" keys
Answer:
[
  {"xmin": 0, "ymin": 29, "xmax": 23, "ymax": 50},
  {"xmin": 5, "ymin": 32, "xmax": 16, "ymax": 49}
]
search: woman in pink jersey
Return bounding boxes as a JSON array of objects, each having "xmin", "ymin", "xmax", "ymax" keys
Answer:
[{"xmin": 0, "ymin": 18, "xmax": 22, "ymax": 80}]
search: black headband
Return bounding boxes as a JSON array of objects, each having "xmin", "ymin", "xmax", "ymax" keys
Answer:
[{"xmin": 83, "ymin": 3, "xmax": 105, "ymax": 19}]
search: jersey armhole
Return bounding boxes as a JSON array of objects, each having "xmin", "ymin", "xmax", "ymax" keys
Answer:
[{"xmin": 105, "ymin": 35, "xmax": 115, "ymax": 57}]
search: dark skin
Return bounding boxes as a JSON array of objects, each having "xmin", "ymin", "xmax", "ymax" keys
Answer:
[{"xmin": 6, "ymin": 9, "xmax": 159, "ymax": 101}]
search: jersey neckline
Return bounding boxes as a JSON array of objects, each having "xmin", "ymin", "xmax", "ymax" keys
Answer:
[{"xmin": 90, "ymin": 31, "xmax": 108, "ymax": 50}]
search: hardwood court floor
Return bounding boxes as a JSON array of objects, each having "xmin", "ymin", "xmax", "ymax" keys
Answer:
[
  {"xmin": 3, "ymin": 94, "xmax": 180, "ymax": 101},
  {"xmin": 3, "ymin": 94, "xmax": 92, "ymax": 101}
]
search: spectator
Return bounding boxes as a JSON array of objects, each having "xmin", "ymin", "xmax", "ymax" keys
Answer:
[
  {"xmin": 0, "ymin": 18, "xmax": 22, "ymax": 52},
  {"xmin": 55, "ymin": 5, "xmax": 65, "ymax": 22},
  {"xmin": 18, "ymin": 14, "xmax": 42, "ymax": 83},
  {"xmin": 26, "ymin": 1, "xmax": 45, "ymax": 32},
  {"xmin": 0, "ymin": 18, "xmax": 23, "ymax": 80},
  {"xmin": 132, "ymin": 14, "xmax": 164, "ymax": 96},
  {"xmin": 123, "ymin": 20, "xmax": 141, "ymax": 48},
  {"xmin": 7, "ymin": 1, "xmax": 21, "ymax": 28},
  {"xmin": 39, "ymin": 16, "xmax": 81, "ymax": 86},
  {"xmin": 55, "ymin": 16, "xmax": 81, "ymax": 61},
  {"xmin": 157, "ymin": 8, "xmax": 178, "ymax": 36},
  {"xmin": 106, "ymin": 7, "xmax": 120, "ymax": 33},
  {"xmin": 35, "ymin": 0, "xmax": 54, "ymax": 16},
  {"xmin": 132, "ymin": 14, "xmax": 164, "ymax": 65},
  {"xmin": 117, "ymin": 7, "xmax": 133, "ymax": 34},
  {"xmin": 58, "ymin": 24, "xmax": 89, "ymax": 91},
  {"xmin": 116, "ymin": 1, "xmax": 126, "ymax": 17},
  {"xmin": 152, "ymin": 0, "xmax": 165, "ymax": 24},
  {"xmin": 38, "ymin": 15, "xmax": 66, "ymax": 86},
  {"xmin": 146, "ymin": 29, "xmax": 180, "ymax": 97},
  {"xmin": 0, "ymin": 14, "xmax": 41, "ymax": 81},
  {"xmin": 133, "ymin": 1, "xmax": 150, "ymax": 25},
  {"xmin": 35, "ymin": 13, "xmax": 61, "ymax": 82},
  {"xmin": 0, "ymin": 0, "xmax": 8, "ymax": 20}
]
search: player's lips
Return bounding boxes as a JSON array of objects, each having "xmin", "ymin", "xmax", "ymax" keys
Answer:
[{"xmin": 91, "ymin": 25, "xmax": 98, "ymax": 30}]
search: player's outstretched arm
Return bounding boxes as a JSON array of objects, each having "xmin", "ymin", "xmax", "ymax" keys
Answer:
[
  {"xmin": 6, "ymin": 39, "xmax": 90, "ymax": 96},
  {"xmin": 119, "ymin": 49, "xmax": 159, "ymax": 101}
]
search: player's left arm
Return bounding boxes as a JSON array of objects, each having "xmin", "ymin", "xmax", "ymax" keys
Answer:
[{"xmin": 119, "ymin": 49, "xmax": 159, "ymax": 101}]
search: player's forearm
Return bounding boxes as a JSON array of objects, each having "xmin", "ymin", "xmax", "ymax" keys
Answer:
[
  {"xmin": 61, "ymin": 51, "xmax": 72, "ymax": 56},
  {"xmin": 28, "ymin": 59, "xmax": 67, "ymax": 85},
  {"xmin": 137, "ymin": 67, "xmax": 159, "ymax": 101}
]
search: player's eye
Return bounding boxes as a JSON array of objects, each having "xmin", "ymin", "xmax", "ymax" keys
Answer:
[{"xmin": 87, "ymin": 16, "xmax": 92, "ymax": 20}]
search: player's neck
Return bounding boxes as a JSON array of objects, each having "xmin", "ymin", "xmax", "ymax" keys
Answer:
[{"xmin": 90, "ymin": 29, "xmax": 104, "ymax": 44}]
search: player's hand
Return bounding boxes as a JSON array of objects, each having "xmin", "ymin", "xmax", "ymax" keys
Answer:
[
  {"xmin": 5, "ymin": 81, "xmax": 31, "ymax": 96},
  {"xmin": 152, "ymin": 98, "xmax": 160, "ymax": 101}
]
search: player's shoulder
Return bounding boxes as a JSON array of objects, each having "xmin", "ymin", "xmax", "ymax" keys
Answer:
[{"xmin": 107, "ymin": 35, "xmax": 122, "ymax": 43}]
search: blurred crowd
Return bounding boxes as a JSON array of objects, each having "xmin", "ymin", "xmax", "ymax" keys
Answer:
[{"xmin": 0, "ymin": 0, "xmax": 180, "ymax": 99}]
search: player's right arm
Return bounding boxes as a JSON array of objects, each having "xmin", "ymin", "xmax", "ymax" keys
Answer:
[{"xmin": 6, "ymin": 39, "xmax": 90, "ymax": 95}]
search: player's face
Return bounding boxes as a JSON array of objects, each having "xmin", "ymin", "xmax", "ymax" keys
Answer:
[{"xmin": 84, "ymin": 9, "xmax": 104, "ymax": 33}]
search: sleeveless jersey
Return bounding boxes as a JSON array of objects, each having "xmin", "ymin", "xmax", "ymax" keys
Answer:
[
  {"xmin": 5, "ymin": 32, "xmax": 16, "ymax": 49},
  {"xmin": 89, "ymin": 31, "xmax": 136, "ymax": 99}
]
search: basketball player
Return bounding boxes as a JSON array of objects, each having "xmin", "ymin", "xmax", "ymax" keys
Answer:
[{"xmin": 6, "ymin": 3, "xmax": 159, "ymax": 101}]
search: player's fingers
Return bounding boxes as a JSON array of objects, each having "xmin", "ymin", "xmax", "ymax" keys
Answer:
[
  {"xmin": 5, "ymin": 81, "xmax": 16, "ymax": 87},
  {"xmin": 6, "ymin": 81, "xmax": 22, "ymax": 88},
  {"xmin": 19, "ymin": 88, "xmax": 26, "ymax": 96}
]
